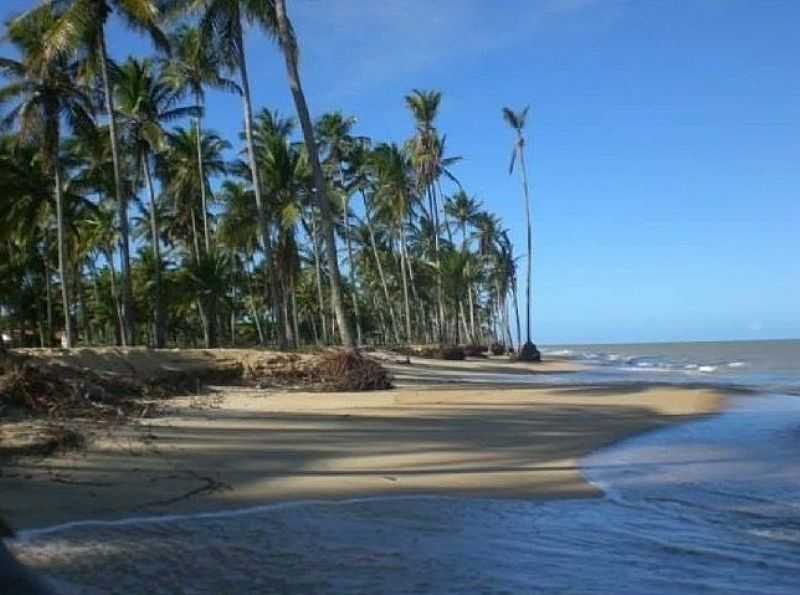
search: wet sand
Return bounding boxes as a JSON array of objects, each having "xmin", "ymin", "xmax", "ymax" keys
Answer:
[{"xmin": 1, "ymin": 354, "xmax": 723, "ymax": 530}]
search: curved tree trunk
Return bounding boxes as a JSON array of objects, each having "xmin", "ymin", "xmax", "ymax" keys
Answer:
[
  {"xmin": 98, "ymin": 32, "xmax": 133, "ymax": 346},
  {"xmin": 274, "ymin": 0, "xmax": 356, "ymax": 351}
]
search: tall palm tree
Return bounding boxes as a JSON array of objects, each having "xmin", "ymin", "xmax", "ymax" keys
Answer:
[
  {"xmin": 317, "ymin": 111, "xmax": 367, "ymax": 345},
  {"xmin": 162, "ymin": 24, "xmax": 239, "ymax": 254},
  {"xmin": 20, "ymin": 0, "xmax": 168, "ymax": 346},
  {"xmin": 445, "ymin": 190, "xmax": 481, "ymax": 339},
  {"xmin": 115, "ymin": 57, "xmax": 199, "ymax": 346},
  {"xmin": 503, "ymin": 105, "xmax": 540, "ymax": 361},
  {"xmin": 174, "ymin": 0, "xmax": 288, "ymax": 347},
  {"xmin": 273, "ymin": 0, "xmax": 356, "ymax": 350},
  {"xmin": 405, "ymin": 89, "xmax": 446, "ymax": 340},
  {"xmin": 1, "ymin": 8, "xmax": 95, "ymax": 348},
  {"xmin": 370, "ymin": 143, "xmax": 417, "ymax": 342}
]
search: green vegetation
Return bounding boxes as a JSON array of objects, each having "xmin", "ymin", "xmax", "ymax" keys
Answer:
[{"xmin": 0, "ymin": 1, "xmax": 536, "ymax": 354}]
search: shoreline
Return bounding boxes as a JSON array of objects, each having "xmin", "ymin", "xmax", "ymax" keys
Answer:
[{"xmin": 2, "ymin": 353, "xmax": 726, "ymax": 531}]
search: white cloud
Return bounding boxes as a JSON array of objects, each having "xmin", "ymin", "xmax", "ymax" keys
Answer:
[{"xmin": 291, "ymin": 0, "xmax": 605, "ymax": 100}]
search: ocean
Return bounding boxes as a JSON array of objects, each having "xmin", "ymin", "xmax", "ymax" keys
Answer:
[{"xmin": 7, "ymin": 339, "xmax": 800, "ymax": 594}]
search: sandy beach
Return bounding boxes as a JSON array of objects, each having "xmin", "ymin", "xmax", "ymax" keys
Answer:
[{"xmin": 0, "ymin": 352, "xmax": 724, "ymax": 531}]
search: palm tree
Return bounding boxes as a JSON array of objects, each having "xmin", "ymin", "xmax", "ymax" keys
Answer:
[
  {"xmin": 370, "ymin": 143, "xmax": 417, "ymax": 342},
  {"xmin": 173, "ymin": 0, "xmax": 288, "ymax": 347},
  {"xmin": 19, "ymin": 0, "xmax": 168, "ymax": 346},
  {"xmin": 162, "ymin": 24, "xmax": 239, "ymax": 254},
  {"xmin": 162, "ymin": 126, "xmax": 229, "ymax": 262},
  {"xmin": 317, "ymin": 111, "xmax": 367, "ymax": 345},
  {"xmin": 273, "ymin": 0, "xmax": 356, "ymax": 350},
  {"xmin": 405, "ymin": 89, "xmax": 446, "ymax": 340},
  {"xmin": 1, "ymin": 8, "xmax": 95, "ymax": 348},
  {"xmin": 115, "ymin": 57, "xmax": 200, "ymax": 346},
  {"xmin": 503, "ymin": 105, "xmax": 540, "ymax": 361},
  {"xmin": 445, "ymin": 190, "xmax": 481, "ymax": 339}
]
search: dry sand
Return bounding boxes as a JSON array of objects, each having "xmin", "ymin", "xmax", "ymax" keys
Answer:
[{"xmin": 1, "ymin": 351, "xmax": 724, "ymax": 530}]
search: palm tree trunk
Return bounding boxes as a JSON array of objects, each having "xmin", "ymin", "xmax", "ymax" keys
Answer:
[
  {"xmin": 342, "ymin": 195, "xmax": 362, "ymax": 346},
  {"xmin": 362, "ymin": 195, "xmax": 401, "ymax": 343},
  {"xmin": 194, "ymin": 111, "xmax": 211, "ymax": 255},
  {"xmin": 54, "ymin": 164, "xmax": 72, "ymax": 348},
  {"xmin": 290, "ymin": 276, "xmax": 300, "ymax": 347},
  {"xmin": 190, "ymin": 207, "xmax": 201, "ymax": 264},
  {"xmin": 518, "ymin": 142, "xmax": 533, "ymax": 345},
  {"xmin": 143, "ymin": 154, "xmax": 165, "ymax": 348},
  {"xmin": 274, "ymin": 0, "xmax": 356, "ymax": 351},
  {"xmin": 512, "ymin": 280, "xmax": 522, "ymax": 349},
  {"xmin": 504, "ymin": 298, "xmax": 514, "ymax": 351},
  {"xmin": 467, "ymin": 285, "xmax": 477, "ymax": 340},
  {"xmin": 104, "ymin": 248, "xmax": 123, "ymax": 345},
  {"xmin": 235, "ymin": 20, "xmax": 287, "ymax": 350},
  {"xmin": 459, "ymin": 301, "xmax": 473, "ymax": 344},
  {"xmin": 398, "ymin": 230, "xmax": 413, "ymax": 341},
  {"xmin": 308, "ymin": 215, "xmax": 328, "ymax": 343},
  {"xmin": 246, "ymin": 263, "xmax": 265, "ymax": 345},
  {"xmin": 42, "ymin": 236, "xmax": 54, "ymax": 346},
  {"xmin": 430, "ymin": 184, "xmax": 446, "ymax": 343},
  {"xmin": 98, "ymin": 32, "xmax": 133, "ymax": 346}
]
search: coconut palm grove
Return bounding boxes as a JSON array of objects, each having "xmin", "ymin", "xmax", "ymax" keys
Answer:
[{"xmin": 0, "ymin": 0, "xmax": 540, "ymax": 360}]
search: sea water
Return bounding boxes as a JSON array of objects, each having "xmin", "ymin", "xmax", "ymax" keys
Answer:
[{"xmin": 7, "ymin": 340, "xmax": 800, "ymax": 594}]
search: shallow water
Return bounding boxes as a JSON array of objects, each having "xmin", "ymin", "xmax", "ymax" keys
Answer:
[{"xmin": 9, "ymin": 340, "xmax": 800, "ymax": 594}]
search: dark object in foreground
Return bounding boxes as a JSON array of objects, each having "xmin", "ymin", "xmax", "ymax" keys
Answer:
[
  {"xmin": 0, "ymin": 518, "xmax": 55, "ymax": 594},
  {"xmin": 516, "ymin": 341, "xmax": 542, "ymax": 362}
]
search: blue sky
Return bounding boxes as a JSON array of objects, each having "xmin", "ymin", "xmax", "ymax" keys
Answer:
[{"xmin": 2, "ymin": 0, "xmax": 798, "ymax": 344}]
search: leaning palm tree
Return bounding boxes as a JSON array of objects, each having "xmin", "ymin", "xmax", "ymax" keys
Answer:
[
  {"xmin": 114, "ymin": 57, "xmax": 200, "ymax": 347},
  {"xmin": 19, "ymin": 0, "xmax": 168, "ymax": 345},
  {"xmin": 1, "ymin": 8, "xmax": 95, "ymax": 347},
  {"xmin": 273, "ymin": 0, "xmax": 356, "ymax": 349},
  {"xmin": 503, "ymin": 105, "xmax": 540, "ymax": 361}
]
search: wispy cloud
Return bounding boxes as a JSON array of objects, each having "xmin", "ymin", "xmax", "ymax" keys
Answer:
[{"xmin": 292, "ymin": 0, "xmax": 605, "ymax": 100}]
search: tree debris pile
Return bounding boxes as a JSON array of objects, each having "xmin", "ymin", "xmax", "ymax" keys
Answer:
[
  {"xmin": 246, "ymin": 351, "xmax": 392, "ymax": 392},
  {"xmin": 0, "ymin": 354, "xmax": 212, "ymax": 421}
]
